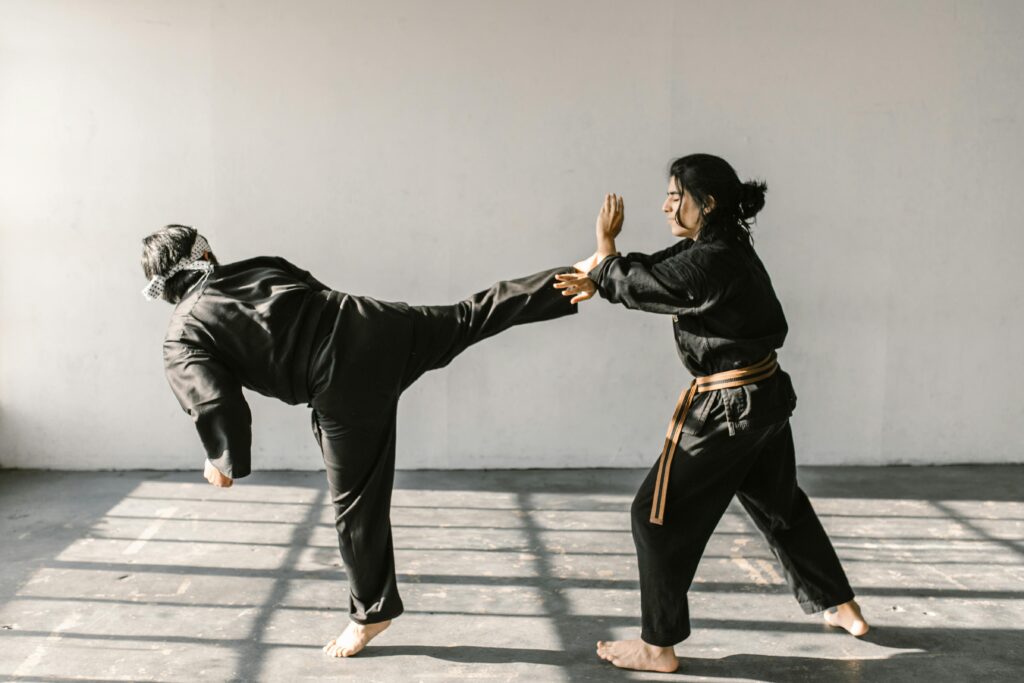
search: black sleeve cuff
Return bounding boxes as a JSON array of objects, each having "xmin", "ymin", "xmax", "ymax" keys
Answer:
[
  {"xmin": 208, "ymin": 450, "xmax": 251, "ymax": 479},
  {"xmin": 587, "ymin": 254, "xmax": 620, "ymax": 295}
]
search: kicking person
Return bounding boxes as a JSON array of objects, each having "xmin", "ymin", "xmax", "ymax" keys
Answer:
[
  {"xmin": 554, "ymin": 154, "xmax": 869, "ymax": 674},
  {"xmin": 142, "ymin": 225, "xmax": 577, "ymax": 657}
]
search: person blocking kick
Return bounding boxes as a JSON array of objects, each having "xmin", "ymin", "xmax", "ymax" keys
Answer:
[{"xmin": 555, "ymin": 154, "xmax": 869, "ymax": 674}]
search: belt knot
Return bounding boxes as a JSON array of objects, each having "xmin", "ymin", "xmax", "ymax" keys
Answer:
[{"xmin": 649, "ymin": 352, "xmax": 779, "ymax": 525}]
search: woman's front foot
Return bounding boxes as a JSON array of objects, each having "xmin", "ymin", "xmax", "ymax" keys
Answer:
[
  {"xmin": 596, "ymin": 638, "xmax": 678, "ymax": 673},
  {"xmin": 323, "ymin": 619, "xmax": 392, "ymax": 657}
]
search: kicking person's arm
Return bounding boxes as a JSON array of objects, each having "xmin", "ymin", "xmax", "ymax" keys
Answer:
[{"xmin": 163, "ymin": 340, "xmax": 253, "ymax": 486}]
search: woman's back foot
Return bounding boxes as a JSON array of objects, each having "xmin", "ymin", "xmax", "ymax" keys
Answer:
[
  {"xmin": 823, "ymin": 599, "xmax": 870, "ymax": 637},
  {"xmin": 596, "ymin": 638, "xmax": 679, "ymax": 673},
  {"xmin": 323, "ymin": 619, "xmax": 392, "ymax": 657}
]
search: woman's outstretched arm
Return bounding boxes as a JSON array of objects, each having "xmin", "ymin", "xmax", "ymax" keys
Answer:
[
  {"xmin": 554, "ymin": 192, "xmax": 707, "ymax": 313},
  {"xmin": 587, "ymin": 250, "xmax": 705, "ymax": 314}
]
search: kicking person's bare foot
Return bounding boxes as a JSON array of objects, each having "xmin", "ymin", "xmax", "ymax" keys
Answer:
[
  {"xmin": 823, "ymin": 599, "xmax": 869, "ymax": 636},
  {"xmin": 323, "ymin": 619, "xmax": 392, "ymax": 657},
  {"xmin": 596, "ymin": 639, "xmax": 679, "ymax": 673}
]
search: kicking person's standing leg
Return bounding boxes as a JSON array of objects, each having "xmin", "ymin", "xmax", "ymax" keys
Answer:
[
  {"xmin": 313, "ymin": 403, "xmax": 403, "ymax": 657},
  {"xmin": 734, "ymin": 420, "xmax": 867, "ymax": 634}
]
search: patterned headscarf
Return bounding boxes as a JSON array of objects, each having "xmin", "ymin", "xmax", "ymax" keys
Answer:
[{"xmin": 141, "ymin": 234, "xmax": 214, "ymax": 301}]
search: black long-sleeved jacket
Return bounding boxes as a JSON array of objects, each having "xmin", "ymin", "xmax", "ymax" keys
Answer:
[
  {"xmin": 162, "ymin": 257, "xmax": 337, "ymax": 478},
  {"xmin": 588, "ymin": 238, "xmax": 798, "ymax": 436}
]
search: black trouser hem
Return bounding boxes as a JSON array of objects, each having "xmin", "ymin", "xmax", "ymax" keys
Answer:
[
  {"xmin": 350, "ymin": 605, "xmax": 404, "ymax": 625},
  {"xmin": 799, "ymin": 589, "xmax": 856, "ymax": 615},
  {"xmin": 641, "ymin": 627, "xmax": 690, "ymax": 648}
]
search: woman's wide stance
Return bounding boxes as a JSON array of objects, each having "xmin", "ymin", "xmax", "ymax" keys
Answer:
[{"xmin": 555, "ymin": 154, "xmax": 869, "ymax": 673}]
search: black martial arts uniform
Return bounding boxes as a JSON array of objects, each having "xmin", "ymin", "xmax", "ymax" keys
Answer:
[
  {"xmin": 163, "ymin": 256, "xmax": 576, "ymax": 623},
  {"xmin": 588, "ymin": 238, "xmax": 854, "ymax": 647}
]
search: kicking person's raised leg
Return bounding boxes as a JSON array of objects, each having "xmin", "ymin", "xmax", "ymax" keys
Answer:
[
  {"xmin": 401, "ymin": 266, "xmax": 575, "ymax": 389},
  {"xmin": 734, "ymin": 421, "xmax": 867, "ymax": 636},
  {"xmin": 312, "ymin": 406, "xmax": 401, "ymax": 657}
]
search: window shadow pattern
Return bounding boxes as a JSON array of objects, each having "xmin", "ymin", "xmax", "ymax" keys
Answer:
[{"xmin": 0, "ymin": 465, "xmax": 1021, "ymax": 682}]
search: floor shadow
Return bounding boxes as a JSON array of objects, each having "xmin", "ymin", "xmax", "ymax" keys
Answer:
[
  {"xmin": 341, "ymin": 623, "xmax": 1024, "ymax": 683},
  {"xmin": 360, "ymin": 643, "xmax": 575, "ymax": 665},
  {"xmin": 793, "ymin": 465, "xmax": 1024, "ymax": 502},
  {"xmin": 672, "ymin": 651, "xmax": 925, "ymax": 682},
  {"xmin": 393, "ymin": 467, "xmax": 646, "ymax": 495},
  {"xmin": 393, "ymin": 465, "xmax": 1024, "ymax": 502},
  {"xmin": 4, "ymin": 467, "xmax": 1023, "ymax": 682},
  {"xmin": 0, "ymin": 471, "xmax": 148, "ymax": 610},
  {"xmin": 678, "ymin": 627, "xmax": 1024, "ymax": 682}
]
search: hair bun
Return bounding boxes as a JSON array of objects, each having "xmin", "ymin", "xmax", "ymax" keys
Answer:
[{"xmin": 738, "ymin": 180, "xmax": 767, "ymax": 220}]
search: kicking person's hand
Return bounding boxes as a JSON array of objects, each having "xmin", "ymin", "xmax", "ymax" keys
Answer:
[
  {"xmin": 554, "ymin": 272, "xmax": 597, "ymax": 304},
  {"xmin": 204, "ymin": 459, "xmax": 233, "ymax": 488}
]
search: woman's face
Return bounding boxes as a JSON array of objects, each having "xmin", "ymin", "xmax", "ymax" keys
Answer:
[{"xmin": 663, "ymin": 178, "xmax": 703, "ymax": 239}]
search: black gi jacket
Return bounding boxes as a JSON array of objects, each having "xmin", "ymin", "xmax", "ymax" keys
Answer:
[
  {"xmin": 163, "ymin": 257, "xmax": 568, "ymax": 479},
  {"xmin": 162, "ymin": 256, "xmax": 354, "ymax": 479},
  {"xmin": 588, "ymin": 238, "xmax": 798, "ymax": 436}
]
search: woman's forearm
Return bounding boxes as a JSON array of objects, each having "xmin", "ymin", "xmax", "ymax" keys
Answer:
[
  {"xmin": 597, "ymin": 234, "xmax": 618, "ymax": 259},
  {"xmin": 594, "ymin": 193, "xmax": 623, "ymax": 260}
]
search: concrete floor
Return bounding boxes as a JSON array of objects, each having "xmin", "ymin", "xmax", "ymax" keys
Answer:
[{"xmin": 0, "ymin": 466, "xmax": 1021, "ymax": 683}]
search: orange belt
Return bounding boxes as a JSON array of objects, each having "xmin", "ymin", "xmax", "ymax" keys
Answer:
[{"xmin": 649, "ymin": 352, "xmax": 780, "ymax": 525}]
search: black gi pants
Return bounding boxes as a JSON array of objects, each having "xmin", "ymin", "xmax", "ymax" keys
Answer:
[
  {"xmin": 632, "ymin": 399, "xmax": 855, "ymax": 647},
  {"xmin": 309, "ymin": 267, "xmax": 574, "ymax": 624}
]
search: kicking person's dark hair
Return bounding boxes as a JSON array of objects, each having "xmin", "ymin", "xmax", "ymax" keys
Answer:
[
  {"xmin": 141, "ymin": 224, "xmax": 219, "ymax": 303},
  {"xmin": 668, "ymin": 153, "xmax": 767, "ymax": 248}
]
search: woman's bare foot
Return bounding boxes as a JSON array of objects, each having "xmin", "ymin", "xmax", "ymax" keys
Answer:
[
  {"xmin": 323, "ymin": 619, "xmax": 392, "ymax": 657},
  {"xmin": 596, "ymin": 639, "xmax": 679, "ymax": 673},
  {"xmin": 823, "ymin": 599, "xmax": 869, "ymax": 637}
]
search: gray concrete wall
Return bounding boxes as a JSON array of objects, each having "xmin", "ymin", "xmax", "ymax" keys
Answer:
[{"xmin": 1, "ymin": 0, "xmax": 1022, "ymax": 471}]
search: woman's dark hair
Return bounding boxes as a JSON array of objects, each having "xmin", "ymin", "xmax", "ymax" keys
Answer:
[
  {"xmin": 668, "ymin": 153, "xmax": 767, "ymax": 248},
  {"xmin": 141, "ymin": 224, "xmax": 218, "ymax": 303}
]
